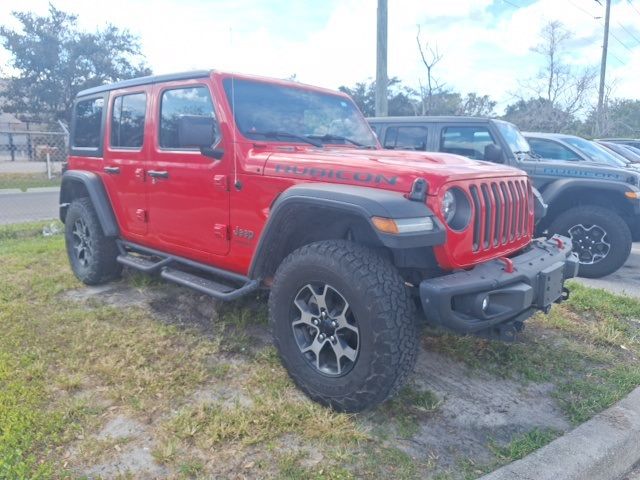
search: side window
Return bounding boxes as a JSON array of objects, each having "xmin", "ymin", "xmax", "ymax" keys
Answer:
[
  {"xmin": 528, "ymin": 138, "xmax": 581, "ymax": 161},
  {"xmin": 440, "ymin": 126, "xmax": 496, "ymax": 160},
  {"xmin": 73, "ymin": 97, "xmax": 104, "ymax": 149},
  {"xmin": 111, "ymin": 93, "xmax": 146, "ymax": 149},
  {"xmin": 384, "ymin": 126, "xmax": 427, "ymax": 151},
  {"xmin": 159, "ymin": 86, "xmax": 218, "ymax": 149}
]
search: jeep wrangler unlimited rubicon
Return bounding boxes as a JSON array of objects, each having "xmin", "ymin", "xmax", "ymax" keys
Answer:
[
  {"xmin": 368, "ymin": 116, "xmax": 640, "ymax": 278},
  {"xmin": 61, "ymin": 71, "xmax": 578, "ymax": 412}
]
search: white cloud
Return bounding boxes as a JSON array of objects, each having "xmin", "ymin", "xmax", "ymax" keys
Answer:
[{"xmin": 0, "ymin": 0, "xmax": 638, "ymax": 113}]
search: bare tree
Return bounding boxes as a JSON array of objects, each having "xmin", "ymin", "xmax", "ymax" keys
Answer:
[
  {"xmin": 416, "ymin": 25, "xmax": 445, "ymax": 115},
  {"xmin": 513, "ymin": 21, "xmax": 597, "ymax": 132}
]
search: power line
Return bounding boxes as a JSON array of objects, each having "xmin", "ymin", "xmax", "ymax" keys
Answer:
[
  {"xmin": 567, "ymin": 0, "xmax": 601, "ymax": 18},
  {"xmin": 566, "ymin": 0, "xmax": 630, "ymax": 62},
  {"xmin": 627, "ymin": 0, "xmax": 640, "ymax": 18},
  {"xmin": 617, "ymin": 21, "xmax": 640, "ymax": 46},
  {"xmin": 501, "ymin": 0, "xmax": 520, "ymax": 8},
  {"xmin": 609, "ymin": 30, "xmax": 634, "ymax": 51}
]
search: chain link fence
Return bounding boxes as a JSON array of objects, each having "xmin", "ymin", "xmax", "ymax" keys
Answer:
[{"xmin": 0, "ymin": 130, "xmax": 68, "ymax": 225}]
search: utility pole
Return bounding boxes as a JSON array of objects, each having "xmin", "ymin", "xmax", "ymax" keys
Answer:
[
  {"xmin": 375, "ymin": 0, "xmax": 388, "ymax": 117},
  {"xmin": 596, "ymin": 0, "xmax": 611, "ymax": 135}
]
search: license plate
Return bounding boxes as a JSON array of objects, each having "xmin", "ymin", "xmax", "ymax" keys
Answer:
[{"xmin": 537, "ymin": 261, "xmax": 565, "ymax": 307}]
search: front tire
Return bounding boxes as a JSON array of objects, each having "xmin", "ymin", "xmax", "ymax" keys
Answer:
[
  {"xmin": 65, "ymin": 197, "xmax": 122, "ymax": 285},
  {"xmin": 269, "ymin": 240, "xmax": 418, "ymax": 412},
  {"xmin": 547, "ymin": 205, "xmax": 631, "ymax": 278}
]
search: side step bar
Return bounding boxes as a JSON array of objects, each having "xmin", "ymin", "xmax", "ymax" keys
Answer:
[{"xmin": 116, "ymin": 240, "xmax": 260, "ymax": 301}]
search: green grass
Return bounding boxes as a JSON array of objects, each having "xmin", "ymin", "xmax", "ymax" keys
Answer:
[
  {"xmin": 0, "ymin": 172, "xmax": 60, "ymax": 191},
  {"xmin": 2, "ymin": 223, "xmax": 640, "ymax": 479},
  {"xmin": 490, "ymin": 428, "xmax": 559, "ymax": 462},
  {"xmin": 379, "ymin": 384, "xmax": 441, "ymax": 438}
]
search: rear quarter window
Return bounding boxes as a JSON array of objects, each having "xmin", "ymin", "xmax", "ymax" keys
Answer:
[
  {"xmin": 71, "ymin": 96, "xmax": 106, "ymax": 157},
  {"xmin": 384, "ymin": 126, "xmax": 427, "ymax": 151}
]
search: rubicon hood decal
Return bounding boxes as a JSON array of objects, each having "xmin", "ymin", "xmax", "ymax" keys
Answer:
[{"xmin": 274, "ymin": 164, "xmax": 398, "ymax": 185}]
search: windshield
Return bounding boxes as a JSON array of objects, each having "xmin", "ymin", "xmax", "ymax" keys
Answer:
[
  {"xmin": 563, "ymin": 137, "xmax": 627, "ymax": 167},
  {"xmin": 223, "ymin": 78, "xmax": 377, "ymax": 147},
  {"xmin": 495, "ymin": 121, "xmax": 531, "ymax": 155}
]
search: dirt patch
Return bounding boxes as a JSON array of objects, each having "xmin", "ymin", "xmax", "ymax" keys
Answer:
[
  {"xmin": 84, "ymin": 445, "xmax": 167, "ymax": 479},
  {"xmin": 78, "ymin": 414, "xmax": 167, "ymax": 479},
  {"xmin": 394, "ymin": 349, "xmax": 570, "ymax": 469}
]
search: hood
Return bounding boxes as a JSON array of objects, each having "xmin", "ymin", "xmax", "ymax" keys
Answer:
[{"xmin": 260, "ymin": 147, "xmax": 527, "ymax": 194}]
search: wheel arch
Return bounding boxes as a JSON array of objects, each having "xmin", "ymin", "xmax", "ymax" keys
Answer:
[
  {"xmin": 60, "ymin": 170, "xmax": 119, "ymax": 237},
  {"xmin": 248, "ymin": 183, "xmax": 445, "ymax": 280}
]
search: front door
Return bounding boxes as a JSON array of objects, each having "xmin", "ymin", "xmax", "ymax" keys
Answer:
[{"xmin": 146, "ymin": 82, "xmax": 230, "ymax": 260}]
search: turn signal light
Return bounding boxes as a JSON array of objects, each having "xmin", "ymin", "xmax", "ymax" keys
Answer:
[
  {"xmin": 372, "ymin": 217, "xmax": 399, "ymax": 234},
  {"xmin": 371, "ymin": 216, "xmax": 435, "ymax": 234}
]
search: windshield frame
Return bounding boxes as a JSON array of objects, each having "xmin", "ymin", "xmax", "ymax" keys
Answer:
[
  {"xmin": 221, "ymin": 77, "xmax": 379, "ymax": 148},
  {"xmin": 494, "ymin": 120, "xmax": 531, "ymax": 158}
]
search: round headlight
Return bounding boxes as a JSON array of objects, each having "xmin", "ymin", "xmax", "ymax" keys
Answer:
[
  {"xmin": 441, "ymin": 188, "xmax": 472, "ymax": 231},
  {"xmin": 441, "ymin": 190, "xmax": 457, "ymax": 224}
]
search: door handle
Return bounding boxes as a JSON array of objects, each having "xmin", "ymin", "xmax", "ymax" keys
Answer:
[
  {"xmin": 103, "ymin": 166, "xmax": 120, "ymax": 175},
  {"xmin": 147, "ymin": 170, "xmax": 169, "ymax": 179}
]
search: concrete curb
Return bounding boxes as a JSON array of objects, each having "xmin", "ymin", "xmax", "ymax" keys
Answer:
[
  {"xmin": 24, "ymin": 186, "xmax": 60, "ymax": 193},
  {"xmin": 480, "ymin": 386, "xmax": 640, "ymax": 480},
  {"xmin": 0, "ymin": 186, "xmax": 60, "ymax": 195}
]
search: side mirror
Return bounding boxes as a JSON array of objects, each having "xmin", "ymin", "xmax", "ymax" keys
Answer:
[
  {"xmin": 484, "ymin": 144, "xmax": 504, "ymax": 163},
  {"xmin": 177, "ymin": 115, "xmax": 224, "ymax": 159}
]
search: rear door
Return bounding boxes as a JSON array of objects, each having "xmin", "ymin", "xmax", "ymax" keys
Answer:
[
  {"xmin": 145, "ymin": 81, "xmax": 230, "ymax": 260},
  {"xmin": 102, "ymin": 88, "xmax": 150, "ymax": 237},
  {"xmin": 437, "ymin": 123, "xmax": 499, "ymax": 160}
]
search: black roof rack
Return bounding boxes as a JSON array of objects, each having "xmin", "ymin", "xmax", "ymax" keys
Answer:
[{"xmin": 76, "ymin": 70, "xmax": 212, "ymax": 97}]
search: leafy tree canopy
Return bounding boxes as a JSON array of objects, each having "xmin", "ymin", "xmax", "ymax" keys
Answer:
[{"xmin": 0, "ymin": 3, "xmax": 151, "ymax": 123}]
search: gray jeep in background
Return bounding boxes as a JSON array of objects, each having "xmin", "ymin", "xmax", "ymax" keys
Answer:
[{"xmin": 368, "ymin": 116, "xmax": 640, "ymax": 278}]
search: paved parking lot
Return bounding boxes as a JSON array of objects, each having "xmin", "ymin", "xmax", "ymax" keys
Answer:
[
  {"xmin": 576, "ymin": 243, "xmax": 640, "ymax": 299},
  {"xmin": 0, "ymin": 189, "xmax": 59, "ymax": 225}
]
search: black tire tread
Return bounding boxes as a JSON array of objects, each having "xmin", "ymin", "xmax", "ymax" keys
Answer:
[
  {"xmin": 65, "ymin": 197, "xmax": 121, "ymax": 285},
  {"xmin": 269, "ymin": 240, "xmax": 418, "ymax": 412}
]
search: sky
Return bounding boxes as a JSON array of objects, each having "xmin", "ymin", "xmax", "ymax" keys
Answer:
[{"xmin": 0, "ymin": 0, "xmax": 639, "ymax": 113}]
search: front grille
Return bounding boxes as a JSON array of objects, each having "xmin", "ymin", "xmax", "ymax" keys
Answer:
[{"xmin": 468, "ymin": 179, "xmax": 530, "ymax": 252}]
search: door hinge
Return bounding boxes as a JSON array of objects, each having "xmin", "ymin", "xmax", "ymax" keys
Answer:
[
  {"xmin": 213, "ymin": 223, "xmax": 229, "ymax": 239},
  {"xmin": 214, "ymin": 174, "xmax": 228, "ymax": 191},
  {"xmin": 135, "ymin": 208, "xmax": 147, "ymax": 223}
]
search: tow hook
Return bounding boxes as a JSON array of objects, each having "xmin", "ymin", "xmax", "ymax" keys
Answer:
[
  {"xmin": 498, "ymin": 257, "xmax": 515, "ymax": 273},
  {"xmin": 551, "ymin": 236, "xmax": 565, "ymax": 249},
  {"xmin": 555, "ymin": 286, "xmax": 570, "ymax": 304}
]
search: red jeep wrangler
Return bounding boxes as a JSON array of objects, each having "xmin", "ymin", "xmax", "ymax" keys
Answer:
[{"xmin": 61, "ymin": 70, "xmax": 578, "ymax": 411}]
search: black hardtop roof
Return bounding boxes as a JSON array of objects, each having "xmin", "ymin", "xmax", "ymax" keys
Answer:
[
  {"xmin": 367, "ymin": 115, "xmax": 500, "ymax": 123},
  {"xmin": 76, "ymin": 70, "xmax": 212, "ymax": 97}
]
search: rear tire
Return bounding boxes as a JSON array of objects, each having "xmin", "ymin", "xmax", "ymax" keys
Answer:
[
  {"xmin": 547, "ymin": 205, "xmax": 631, "ymax": 278},
  {"xmin": 269, "ymin": 240, "xmax": 418, "ymax": 412},
  {"xmin": 65, "ymin": 197, "xmax": 122, "ymax": 285}
]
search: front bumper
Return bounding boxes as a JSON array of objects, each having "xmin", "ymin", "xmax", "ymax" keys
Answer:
[{"xmin": 419, "ymin": 235, "xmax": 579, "ymax": 334}]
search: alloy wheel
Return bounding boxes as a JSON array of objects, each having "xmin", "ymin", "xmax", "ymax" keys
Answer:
[{"xmin": 291, "ymin": 283, "xmax": 360, "ymax": 377}]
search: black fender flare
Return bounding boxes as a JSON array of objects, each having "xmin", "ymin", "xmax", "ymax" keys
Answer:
[
  {"xmin": 59, "ymin": 170, "xmax": 119, "ymax": 237},
  {"xmin": 248, "ymin": 183, "xmax": 446, "ymax": 279},
  {"xmin": 540, "ymin": 178, "xmax": 640, "ymax": 215}
]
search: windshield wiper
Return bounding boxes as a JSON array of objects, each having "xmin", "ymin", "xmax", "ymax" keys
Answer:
[
  {"xmin": 306, "ymin": 133, "xmax": 372, "ymax": 148},
  {"xmin": 250, "ymin": 131, "xmax": 323, "ymax": 147},
  {"xmin": 514, "ymin": 150, "xmax": 540, "ymax": 159}
]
